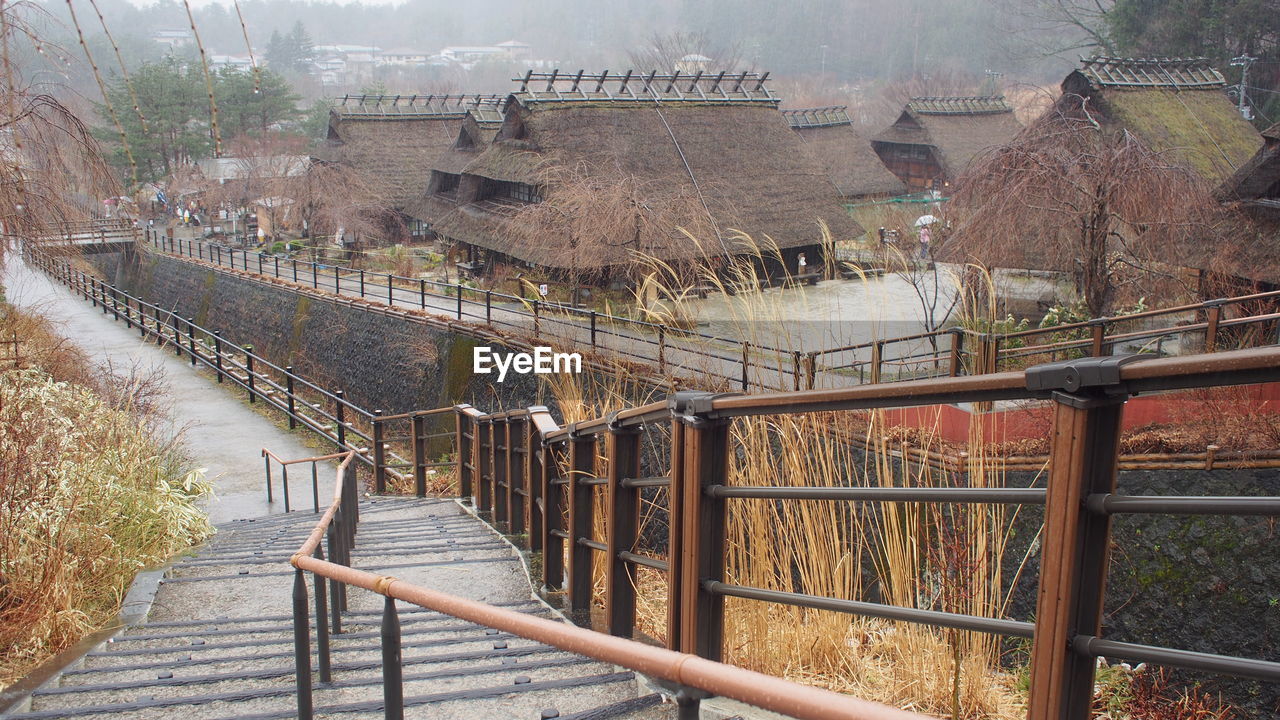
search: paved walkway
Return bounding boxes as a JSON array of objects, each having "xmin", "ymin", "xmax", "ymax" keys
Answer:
[
  {"xmin": 2, "ymin": 253, "xmax": 673, "ymax": 720},
  {"xmin": 4, "ymin": 253, "xmax": 315, "ymax": 523}
]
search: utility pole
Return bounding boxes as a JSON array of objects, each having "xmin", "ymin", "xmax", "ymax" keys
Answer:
[
  {"xmin": 1230, "ymin": 54, "xmax": 1256, "ymax": 121},
  {"xmin": 983, "ymin": 69, "xmax": 1003, "ymax": 96}
]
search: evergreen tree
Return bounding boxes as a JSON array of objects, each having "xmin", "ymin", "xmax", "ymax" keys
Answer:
[{"xmin": 287, "ymin": 20, "xmax": 315, "ymax": 75}]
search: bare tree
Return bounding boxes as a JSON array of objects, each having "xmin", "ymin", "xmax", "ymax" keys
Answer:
[
  {"xmin": 500, "ymin": 161, "xmax": 724, "ymax": 288},
  {"xmin": 0, "ymin": 4, "xmax": 117, "ymax": 244},
  {"xmin": 286, "ymin": 161, "xmax": 393, "ymax": 247},
  {"xmin": 947, "ymin": 98, "xmax": 1235, "ymax": 317},
  {"xmin": 627, "ymin": 31, "xmax": 745, "ymax": 73},
  {"xmin": 997, "ymin": 0, "xmax": 1117, "ymax": 59}
]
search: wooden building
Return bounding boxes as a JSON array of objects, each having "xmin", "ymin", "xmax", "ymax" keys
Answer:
[
  {"xmin": 315, "ymin": 94, "xmax": 504, "ymax": 235},
  {"xmin": 1217, "ymin": 123, "xmax": 1280, "ymax": 288},
  {"xmin": 1060, "ymin": 56, "xmax": 1262, "ymax": 185},
  {"xmin": 408, "ymin": 71, "xmax": 864, "ymax": 282},
  {"xmin": 783, "ymin": 107, "xmax": 904, "ymax": 199},
  {"xmin": 871, "ymin": 96, "xmax": 1022, "ymax": 192}
]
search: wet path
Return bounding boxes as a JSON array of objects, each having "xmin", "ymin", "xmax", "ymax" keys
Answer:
[{"xmin": 4, "ymin": 253, "xmax": 321, "ymax": 523}]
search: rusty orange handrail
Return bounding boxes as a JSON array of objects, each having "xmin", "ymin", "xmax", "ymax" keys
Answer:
[
  {"xmin": 286, "ymin": 414, "xmax": 932, "ymax": 720},
  {"xmin": 291, "ymin": 552, "xmax": 929, "ymax": 720}
]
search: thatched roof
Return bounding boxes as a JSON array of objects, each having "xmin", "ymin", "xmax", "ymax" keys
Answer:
[
  {"xmin": 319, "ymin": 95, "xmax": 504, "ymax": 210},
  {"xmin": 784, "ymin": 107, "xmax": 905, "ymax": 198},
  {"xmin": 429, "ymin": 71, "xmax": 863, "ymax": 270},
  {"xmin": 1060, "ymin": 57, "xmax": 1263, "ymax": 184},
  {"xmin": 1218, "ymin": 123, "xmax": 1280, "ymax": 202},
  {"xmin": 871, "ymin": 96, "xmax": 1022, "ymax": 177},
  {"xmin": 1213, "ymin": 124, "xmax": 1280, "ymax": 285},
  {"xmin": 405, "ymin": 111, "xmax": 507, "ymax": 225}
]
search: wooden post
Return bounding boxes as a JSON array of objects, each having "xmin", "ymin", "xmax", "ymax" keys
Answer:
[
  {"xmin": 543, "ymin": 440, "xmax": 566, "ymax": 593},
  {"xmin": 665, "ymin": 417, "xmax": 686, "ymax": 651},
  {"xmin": 493, "ymin": 417, "xmax": 510, "ymax": 527},
  {"xmin": 870, "ymin": 341, "xmax": 883, "ymax": 384},
  {"xmin": 566, "ymin": 428, "xmax": 596, "ymax": 614},
  {"xmin": 507, "ymin": 415, "xmax": 526, "ymax": 536},
  {"xmin": 1026, "ymin": 358, "xmax": 1130, "ymax": 720},
  {"xmin": 455, "ymin": 406, "xmax": 475, "ymax": 502},
  {"xmin": 244, "ymin": 346, "xmax": 256, "ymax": 403},
  {"xmin": 478, "ymin": 419, "xmax": 493, "ymax": 517},
  {"xmin": 671, "ymin": 393, "xmax": 732, "ymax": 660},
  {"xmin": 1090, "ymin": 321, "xmax": 1107, "ymax": 357},
  {"xmin": 604, "ymin": 416, "xmax": 642, "ymax": 638},
  {"xmin": 335, "ymin": 390, "xmax": 347, "ymax": 451},
  {"xmin": 213, "ymin": 331, "xmax": 224, "ymax": 383},
  {"xmin": 372, "ymin": 410, "xmax": 386, "ymax": 493},
  {"xmin": 285, "ymin": 366, "xmax": 297, "ymax": 429},
  {"xmin": 949, "ymin": 329, "xmax": 964, "ymax": 377},
  {"xmin": 414, "ymin": 412, "xmax": 428, "ymax": 498},
  {"xmin": 525, "ymin": 408, "xmax": 550, "ymax": 552},
  {"xmin": 1205, "ymin": 303, "xmax": 1222, "ymax": 353}
]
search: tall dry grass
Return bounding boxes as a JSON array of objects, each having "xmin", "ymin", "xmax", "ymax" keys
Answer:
[
  {"xmin": 0, "ymin": 305, "xmax": 212, "ymax": 689},
  {"xmin": 539, "ymin": 242, "xmax": 1034, "ymax": 717}
]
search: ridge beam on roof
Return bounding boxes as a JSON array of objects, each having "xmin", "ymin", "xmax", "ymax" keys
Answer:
[{"xmin": 509, "ymin": 69, "xmax": 778, "ymax": 104}]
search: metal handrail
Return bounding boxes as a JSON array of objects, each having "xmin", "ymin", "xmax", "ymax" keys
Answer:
[{"xmin": 288, "ymin": 437, "xmax": 928, "ymax": 720}]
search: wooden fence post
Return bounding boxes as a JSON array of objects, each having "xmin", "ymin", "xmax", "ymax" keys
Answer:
[
  {"xmin": 493, "ymin": 416, "xmax": 510, "ymax": 527},
  {"xmin": 669, "ymin": 392, "xmax": 732, "ymax": 660},
  {"xmin": 507, "ymin": 414, "xmax": 527, "ymax": 537},
  {"xmin": 1025, "ymin": 356, "xmax": 1132, "ymax": 720},
  {"xmin": 455, "ymin": 406, "xmax": 476, "ymax": 502},
  {"xmin": 604, "ymin": 413, "xmax": 642, "ymax": 638},
  {"xmin": 414, "ymin": 412, "xmax": 428, "ymax": 498},
  {"xmin": 525, "ymin": 407, "xmax": 553, "ymax": 553},
  {"xmin": 478, "ymin": 419, "xmax": 493, "ymax": 517},
  {"xmin": 372, "ymin": 410, "xmax": 386, "ymax": 493},
  {"xmin": 566, "ymin": 426, "xmax": 596, "ymax": 615},
  {"xmin": 1205, "ymin": 302, "xmax": 1222, "ymax": 353},
  {"xmin": 542, "ymin": 439, "xmax": 566, "ymax": 594}
]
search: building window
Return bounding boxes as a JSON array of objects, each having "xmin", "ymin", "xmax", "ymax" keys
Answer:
[
  {"xmin": 479, "ymin": 178, "xmax": 542, "ymax": 204},
  {"xmin": 894, "ymin": 145, "xmax": 931, "ymax": 161},
  {"xmin": 435, "ymin": 172, "xmax": 461, "ymax": 196}
]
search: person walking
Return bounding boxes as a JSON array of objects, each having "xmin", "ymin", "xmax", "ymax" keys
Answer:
[{"xmin": 919, "ymin": 225, "xmax": 931, "ymax": 260}]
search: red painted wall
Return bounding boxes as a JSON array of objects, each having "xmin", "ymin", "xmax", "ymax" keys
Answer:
[{"xmin": 882, "ymin": 382, "xmax": 1280, "ymax": 444}]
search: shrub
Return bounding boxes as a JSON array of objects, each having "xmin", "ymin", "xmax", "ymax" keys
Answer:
[{"xmin": 0, "ymin": 369, "xmax": 212, "ymax": 687}]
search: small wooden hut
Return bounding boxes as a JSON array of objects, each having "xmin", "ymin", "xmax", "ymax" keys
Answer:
[
  {"xmin": 316, "ymin": 94, "xmax": 504, "ymax": 233},
  {"xmin": 1217, "ymin": 123, "xmax": 1280, "ymax": 288},
  {"xmin": 783, "ymin": 107, "xmax": 904, "ymax": 199},
  {"xmin": 871, "ymin": 96, "xmax": 1022, "ymax": 191}
]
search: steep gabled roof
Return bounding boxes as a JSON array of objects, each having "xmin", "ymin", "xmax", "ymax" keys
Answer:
[
  {"xmin": 427, "ymin": 71, "xmax": 862, "ymax": 270},
  {"xmin": 1060, "ymin": 56, "xmax": 1262, "ymax": 183},
  {"xmin": 784, "ymin": 107, "xmax": 904, "ymax": 197},
  {"xmin": 319, "ymin": 95, "xmax": 504, "ymax": 209},
  {"xmin": 1217, "ymin": 123, "xmax": 1280, "ymax": 202},
  {"xmin": 871, "ymin": 96, "xmax": 1022, "ymax": 177}
]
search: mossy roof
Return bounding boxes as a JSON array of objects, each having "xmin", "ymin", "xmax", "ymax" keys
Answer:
[{"xmin": 1099, "ymin": 89, "xmax": 1263, "ymax": 184}]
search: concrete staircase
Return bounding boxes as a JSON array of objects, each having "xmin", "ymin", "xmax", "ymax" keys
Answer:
[{"xmin": 8, "ymin": 498, "xmax": 673, "ymax": 720}]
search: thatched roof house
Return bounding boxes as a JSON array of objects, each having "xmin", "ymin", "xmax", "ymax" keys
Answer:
[
  {"xmin": 871, "ymin": 96, "xmax": 1022, "ymax": 191},
  {"xmin": 418, "ymin": 71, "xmax": 864, "ymax": 279},
  {"xmin": 1216, "ymin": 124, "xmax": 1280, "ymax": 286},
  {"xmin": 317, "ymin": 95, "xmax": 504, "ymax": 214},
  {"xmin": 783, "ymin": 107, "xmax": 904, "ymax": 198},
  {"xmin": 405, "ymin": 106, "xmax": 505, "ymax": 231},
  {"xmin": 1059, "ymin": 56, "xmax": 1262, "ymax": 184}
]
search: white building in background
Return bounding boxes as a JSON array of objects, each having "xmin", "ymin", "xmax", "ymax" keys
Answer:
[
  {"xmin": 209, "ymin": 54, "xmax": 255, "ymax": 71},
  {"xmin": 495, "ymin": 40, "xmax": 531, "ymax": 59},
  {"xmin": 675, "ymin": 54, "xmax": 713, "ymax": 73},
  {"xmin": 152, "ymin": 29, "xmax": 193, "ymax": 49},
  {"xmin": 379, "ymin": 48, "xmax": 432, "ymax": 67}
]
